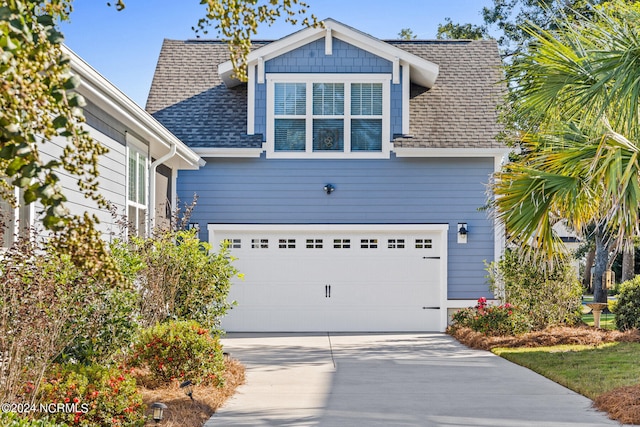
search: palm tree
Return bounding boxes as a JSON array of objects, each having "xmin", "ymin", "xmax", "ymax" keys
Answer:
[{"xmin": 492, "ymin": 2, "xmax": 640, "ymax": 303}]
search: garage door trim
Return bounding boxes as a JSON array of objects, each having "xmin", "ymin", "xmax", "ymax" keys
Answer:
[{"xmin": 208, "ymin": 223, "xmax": 449, "ymax": 331}]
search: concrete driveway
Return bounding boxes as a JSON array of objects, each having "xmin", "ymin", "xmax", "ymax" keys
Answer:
[{"xmin": 205, "ymin": 333, "xmax": 619, "ymax": 427}]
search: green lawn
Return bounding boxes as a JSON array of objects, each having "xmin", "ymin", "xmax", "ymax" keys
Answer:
[
  {"xmin": 493, "ymin": 342, "xmax": 640, "ymax": 399},
  {"xmin": 581, "ymin": 312, "xmax": 617, "ymax": 330}
]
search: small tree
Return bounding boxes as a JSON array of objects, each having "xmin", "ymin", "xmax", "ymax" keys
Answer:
[{"xmin": 487, "ymin": 247, "xmax": 583, "ymax": 330}]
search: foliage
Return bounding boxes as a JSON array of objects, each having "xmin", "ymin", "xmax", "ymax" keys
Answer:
[
  {"xmin": 193, "ymin": 0, "xmax": 319, "ymax": 81},
  {"xmin": 1, "ymin": 0, "xmax": 124, "ymax": 286},
  {"xmin": 0, "ymin": 412, "xmax": 69, "ymax": 427},
  {"xmin": 0, "ymin": 232, "xmax": 140, "ymax": 406},
  {"xmin": 451, "ymin": 297, "xmax": 531, "ymax": 336},
  {"xmin": 59, "ymin": 285, "xmax": 140, "ymax": 366},
  {"xmin": 483, "ymin": 0, "xmax": 610, "ymax": 57},
  {"xmin": 614, "ymin": 275, "xmax": 640, "ymax": 331},
  {"xmin": 490, "ymin": 1, "xmax": 640, "ymax": 302},
  {"xmin": 436, "ymin": 17, "xmax": 487, "ymax": 40},
  {"xmin": 128, "ymin": 320, "xmax": 225, "ymax": 386},
  {"xmin": 1, "ymin": 0, "xmax": 319, "ymax": 289},
  {"xmin": 123, "ymin": 228, "xmax": 241, "ymax": 331},
  {"xmin": 36, "ymin": 363, "xmax": 144, "ymax": 427},
  {"xmin": 487, "ymin": 248, "xmax": 583, "ymax": 329},
  {"xmin": 397, "ymin": 28, "xmax": 416, "ymax": 40}
]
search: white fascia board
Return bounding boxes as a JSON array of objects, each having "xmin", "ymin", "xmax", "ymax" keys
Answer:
[
  {"xmin": 394, "ymin": 147, "xmax": 508, "ymax": 158},
  {"xmin": 326, "ymin": 20, "xmax": 439, "ymax": 88},
  {"xmin": 218, "ymin": 18, "xmax": 439, "ymax": 88},
  {"xmin": 193, "ymin": 147, "xmax": 264, "ymax": 158},
  {"xmin": 62, "ymin": 45, "xmax": 204, "ymax": 170}
]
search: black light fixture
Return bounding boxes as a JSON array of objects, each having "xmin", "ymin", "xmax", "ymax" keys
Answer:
[
  {"xmin": 151, "ymin": 402, "xmax": 167, "ymax": 423},
  {"xmin": 457, "ymin": 223, "xmax": 468, "ymax": 244},
  {"xmin": 323, "ymin": 184, "xmax": 335, "ymax": 195},
  {"xmin": 180, "ymin": 380, "xmax": 194, "ymax": 400}
]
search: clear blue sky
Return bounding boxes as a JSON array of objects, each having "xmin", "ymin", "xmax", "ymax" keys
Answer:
[{"xmin": 61, "ymin": 0, "xmax": 493, "ymax": 107}]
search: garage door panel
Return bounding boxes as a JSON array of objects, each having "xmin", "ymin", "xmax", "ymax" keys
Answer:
[{"xmin": 213, "ymin": 225, "xmax": 446, "ymax": 332}]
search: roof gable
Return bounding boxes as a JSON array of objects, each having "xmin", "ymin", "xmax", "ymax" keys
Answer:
[
  {"xmin": 147, "ymin": 39, "xmax": 505, "ymax": 152},
  {"xmin": 219, "ymin": 18, "xmax": 439, "ymax": 88}
]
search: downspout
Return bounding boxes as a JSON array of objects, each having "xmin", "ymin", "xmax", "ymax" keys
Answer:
[{"xmin": 149, "ymin": 142, "xmax": 177, "ymax": 234}]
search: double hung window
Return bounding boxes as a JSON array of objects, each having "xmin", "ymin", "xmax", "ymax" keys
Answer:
[
  {"xmin": 269, "ymin": 74, "xmax": 389, "ymax": 157},
  {"xmin": 127, "ymin": 146, "xmax": 148, "ymax": 237}
]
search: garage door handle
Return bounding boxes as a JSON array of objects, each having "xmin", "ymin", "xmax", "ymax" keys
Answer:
[
  {"xmin": 423, "ymin": 256, "xmax": 440, "ymax": 259},
  {"xmin": 422, "ymin": 306, "xmax": 440, "ymax": 309},
  {"xmin": 325, "ymin": 285, "xmax": 331, "ymax": 298}
]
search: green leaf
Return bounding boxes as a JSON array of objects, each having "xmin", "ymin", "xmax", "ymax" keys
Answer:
[
  {"xmin": 0, "ymin": 144, "xmax": 15, "ymax": 159},
  {"xmin": 46, "ymin": 29, "xmax": 64, "ymax": 45},
  {"xmin": 52, "ymin": 115, "xmax": 68, "ymax": 129},
  {"xmin": 68, "ymin": 93, "xmax": 86, "ymax": 108},
  {"xmin": 5, "ymin": 157, "xmax": 25, "ymax": 176},
  {"xmin": 23, "ymin": 188, "xmax": 36, "ymax": 204},
  {"xmin": 63, "ymin": 75, "xmax": 80, "ymax": 90},
  {"xmin": 37, "ymin": 14, "xmax": 54, "ymax": 26}
]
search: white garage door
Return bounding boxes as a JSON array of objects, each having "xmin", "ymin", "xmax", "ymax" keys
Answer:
[{"xmin": 209, "ymin": 224, "xmax": 448, "ymax": 332}]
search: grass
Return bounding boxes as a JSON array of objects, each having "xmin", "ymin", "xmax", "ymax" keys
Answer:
[
  {"xmin": 581, "ymin": 312, "xmax": 617, "ymax": 330},
  {"xmin": 493, "ymin": 342, "xmax": 640, "ymax": 399},
  {"xmin": 450, "ymin": 326, "xmax": 640, "ymax": 423}
]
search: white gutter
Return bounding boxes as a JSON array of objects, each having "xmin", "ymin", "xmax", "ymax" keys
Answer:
[{"xmin": 149, "ymin": 143, "xmax": 176, "ymax": 233}]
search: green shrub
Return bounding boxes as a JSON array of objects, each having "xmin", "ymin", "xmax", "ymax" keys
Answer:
[
  {"xmin": 487, "ymin": 248, "xmax": 583, "ymax": 330},
  {"xmin": 129, "ymin": 320, "xmax": 225, "ymax": 386},
  {"xmin": 615, "ymin": 275, "xmax": 640, "ymax": 331},
  {"xmin": 0, "ymin": 237, "xmax": 135, "ymax": 402},
  {"xmin": 37, "ymin": 363, "xmax": 144, "ymax": 427},
  {"xmin": 451, "ymin": 297, "xmax": 531, "ymax": 336},
  {"xmin": 0, "ymin": 412, "xmax": 68, "ymax": 427},
  {"xmin": 125, "ymin": 228, "xmax": 241, "ymax": 333}
]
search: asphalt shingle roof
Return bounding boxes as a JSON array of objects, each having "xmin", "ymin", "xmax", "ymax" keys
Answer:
[{"xmin": 146, "ymin": 38, "xmax": 504, "ymax": 150}]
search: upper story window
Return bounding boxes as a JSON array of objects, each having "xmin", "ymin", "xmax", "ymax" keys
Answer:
[{"xmin": 267, "ymin": 74, "xmax": 390, "ymax": 159}]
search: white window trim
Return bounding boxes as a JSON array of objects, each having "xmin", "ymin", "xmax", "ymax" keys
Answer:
[
  {"xmin": 266, "ymin": 73, "xmax": 392, "ymax": 159},
  {"xmin": 126, "ymin": 138, "xmax": 149, "ymax": 237}
]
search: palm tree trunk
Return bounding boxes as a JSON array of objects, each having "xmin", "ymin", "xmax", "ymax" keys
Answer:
[
  {"xmin": 593, "ymin": 226, "xmax": 608, "ymax": 303},
  {"xmin": 583, "ymin": 247, "xmax": 595, "ymax": 292},
  {"xmin": 621, "ymin": 240, "xmax": 635, "ymax": 282}
]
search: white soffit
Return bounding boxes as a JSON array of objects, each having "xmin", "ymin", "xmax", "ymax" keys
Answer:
[{"xmin": 219, "ymin": 18, "xmax": 439, "ymax": 88}]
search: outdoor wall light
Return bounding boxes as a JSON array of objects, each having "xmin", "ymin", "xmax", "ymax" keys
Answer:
[
  {"xmin": 324, "ymin": 184, "xmax": 335, "ymax": 195},
  {"xmin": 151, "ymin": 402, "xmax": 168, "ymax": 423},
  {"xmin": 180, "ymin": 380, "xmax": 194, "ymax": 400},
  {"xmin": 457, "ymin": 223, "xmax": 468, "ymax": 244}
]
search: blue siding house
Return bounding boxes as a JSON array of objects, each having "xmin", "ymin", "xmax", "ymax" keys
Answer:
[{"xmin": 146, "ymin": 19, "xmax": 506, "ymax": 332}]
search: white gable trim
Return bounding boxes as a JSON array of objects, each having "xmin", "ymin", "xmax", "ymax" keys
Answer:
[
  {"xmin": 247, "ymin": 64, "xmax": 256, "ymax": 135},
  {"xmin": 219, "ymin": 19, "xmax": 439, "ymax": 88},
  {"xmin": 402, "ymin": 63, "xmax": 410, "ymax": 135}
]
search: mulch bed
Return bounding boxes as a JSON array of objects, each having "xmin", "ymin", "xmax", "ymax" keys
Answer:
[
  {"xmin": 137, "ymin": 358, "xmax": 246, "ymax": 427},
  {"xmin": 448, "ymin": 325, "xmax": 640, "ymax": 350},
  {"xmin": 448, "ymin": 325, "xmax": 640, "ymax": 425}
]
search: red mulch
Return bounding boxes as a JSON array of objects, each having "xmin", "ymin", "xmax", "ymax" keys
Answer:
[{"xmin": 448, "ymin": 325, "xmax": 640, "ymax": 425}]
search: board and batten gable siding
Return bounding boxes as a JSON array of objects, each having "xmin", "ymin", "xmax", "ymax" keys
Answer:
[
  {"xmin": 177, "ymin": 156, "xmax": 494, "ymax": 299},
  {"xmin": 254, "ymin": 38, "xmax": 403, "ymax": 139}
]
